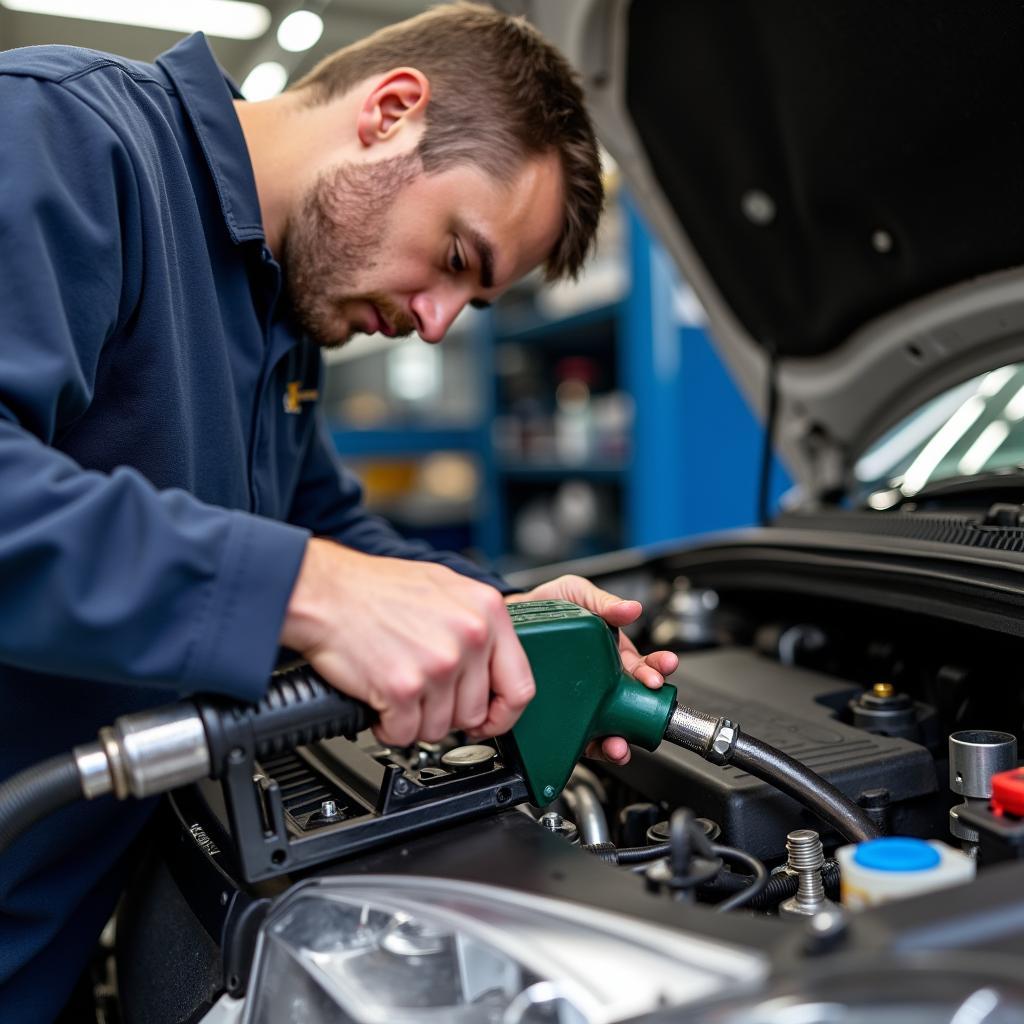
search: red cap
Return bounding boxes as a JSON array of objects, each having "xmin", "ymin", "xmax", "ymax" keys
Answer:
[{"xmin": 990, "ymin": 767, "xmax": 1024, "ymax": 818}]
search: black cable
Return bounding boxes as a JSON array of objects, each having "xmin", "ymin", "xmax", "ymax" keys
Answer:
[
  {"xmin": 729, "ymin": 733, "xmax": 878, "ymax": 844},
  {"xmin": 758, "ymin": 341, "xmax": 779, "ymax": 526},
  {"xmin": 0, "ymin": 754, "xmax": 82, "ymax": 854},
  {"xmin": 711, "ymin": 843, "xmax": 769, "ymax": 913}
]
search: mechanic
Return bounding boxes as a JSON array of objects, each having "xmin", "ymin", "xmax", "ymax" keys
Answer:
[{"xmin": 0, "ymin": 3, "xmax": 678, "ymax": 1020}]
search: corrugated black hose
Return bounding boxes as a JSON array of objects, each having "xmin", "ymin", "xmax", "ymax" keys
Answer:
[
  {"xmin": 702, "ymin": 860, "xmax": 841, "ymax": 909},
  {"xmin": 0, "ymin": 754, "xmax": 82, "ymax": 854}
]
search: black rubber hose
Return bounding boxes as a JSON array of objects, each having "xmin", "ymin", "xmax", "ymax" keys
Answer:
[
  {"xmin": 711, "ymin": 843, "xmax": 770, "ymax": 912},
  {"xmin": 0, "ymin": 754, "xmax": 82, "ymax": 855},
  {"xmin": 729, "ymin": 733, "xmax": 878, "ymax": 843}
]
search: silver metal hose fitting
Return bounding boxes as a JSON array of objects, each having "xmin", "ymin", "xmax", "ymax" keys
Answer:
[
  {"xmin": 72, "ymin": 703, "xmax": 210, "ymax": 801},
  {"xmin": 779, "ymin": 829, "xmax": 836, "ymax": 918},
  {"xmin": 663, "ymin": 705, "xmax": 739, "ymax": 763},
  {"xmin": 663, "ymin": 705, "xmax": 719, "ymax": 753}
]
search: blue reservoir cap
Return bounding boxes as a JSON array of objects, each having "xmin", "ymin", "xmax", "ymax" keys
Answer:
[{"xmin": 853, "ymin": 837, "xmax": 941, "ymax": 872}]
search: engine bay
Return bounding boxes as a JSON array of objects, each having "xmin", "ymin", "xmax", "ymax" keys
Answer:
[{"xmin": 111, "ymin": 538, "xmax": 1024, "ymax": 1023}]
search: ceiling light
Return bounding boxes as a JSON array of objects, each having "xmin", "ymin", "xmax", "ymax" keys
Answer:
[
  {"xmin": 0, "ymin": 0, "xmax": 271, "ymax": 39},
  {"xmin": 276, "ymin": 9, "xmax": 323, "ymax": 52},
  {"xmin": 241, "ymin": 61, "xmax": 288, "ymax": 100}
]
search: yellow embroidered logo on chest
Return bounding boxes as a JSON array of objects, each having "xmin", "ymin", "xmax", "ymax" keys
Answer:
[{"xmin": 283, "ymin": 380, "xmax": 319, "ymax": 414}]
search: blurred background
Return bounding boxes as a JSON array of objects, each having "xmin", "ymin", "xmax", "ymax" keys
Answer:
[{"xmin": 0, "ymin": 0, "xmax": 783, "ymax": 572}]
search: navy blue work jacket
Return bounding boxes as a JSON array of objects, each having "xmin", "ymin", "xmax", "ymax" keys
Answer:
[{"xmin": 0, "ymin": 33, "xmax": 508, "ymax": 1022}]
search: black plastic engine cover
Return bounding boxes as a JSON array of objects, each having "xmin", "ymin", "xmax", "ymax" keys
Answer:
[{"xmin": 611, "ymin": 649, "xmax": 939, "ymax": 860}]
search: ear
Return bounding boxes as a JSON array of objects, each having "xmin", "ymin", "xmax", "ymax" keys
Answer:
[{"xmin": 356, "ymin": 68, "xmax": 430, "ymax": 147}]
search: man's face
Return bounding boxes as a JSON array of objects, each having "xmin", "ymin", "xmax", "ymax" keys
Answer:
[{"xmin": 283, "ymin": 148, "xmax": 565, "ymax": 348}]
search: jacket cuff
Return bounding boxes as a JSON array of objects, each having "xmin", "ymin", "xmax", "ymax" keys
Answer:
[{"xmin": 183, "ymin": 512, "xmax": 310, "ymax": 702}]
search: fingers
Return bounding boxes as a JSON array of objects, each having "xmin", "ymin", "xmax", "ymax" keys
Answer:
[
  {"xmin": 601, "ymin": 736, "xmax": 631, "ymax": 764},
  {"xmin": 584, "ymin": 736, "xmax": 632, "ymax": 765},
  {"xmin": 628, "ymin": 651, "xmax": 679, "ymax": 688},
  {"xmin": 618, "ymin": 630, "xmax": 679, "ymax": 688},
  {"xmin": 470, "ymin": 611, "xmax": 535, "ymax": 737},
  {"xmin": 646, "ymin": 650, "xmax": 679, "ymax": 676},
  {"xmin": 419, "ymin": 679, "xmax": 457, "ymax": 743},
  {"xmin": 452, "ymin": 660, "xmax": 490, "ymax": 733},
  {"xmin": 372, "ymin": 684, "xmax": 423, "ymax": 748}
]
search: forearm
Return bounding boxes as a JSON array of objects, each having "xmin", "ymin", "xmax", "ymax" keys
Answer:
[{"xmin": 0, "ymin": 421, "xmax": 308, "ymax": 700}]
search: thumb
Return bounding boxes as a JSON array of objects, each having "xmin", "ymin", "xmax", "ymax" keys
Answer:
[{"xmin": 547, "ymin": 575, "xmax": 641, "ymax": 626}]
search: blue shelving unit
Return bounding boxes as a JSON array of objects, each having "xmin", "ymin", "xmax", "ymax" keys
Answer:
[{"xmin": 621, "ymin": 198, "xmax": 790, "ymax": 546}]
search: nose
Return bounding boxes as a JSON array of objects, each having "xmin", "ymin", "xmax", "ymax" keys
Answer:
[{"xmin": 410, "ymin": 289, "xmax": 466, "ymax": 344}]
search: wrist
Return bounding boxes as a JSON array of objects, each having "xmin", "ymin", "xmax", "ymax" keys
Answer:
[{"xmin": 280, "ymin": 537, "xmax": 349, "ymax": 653}]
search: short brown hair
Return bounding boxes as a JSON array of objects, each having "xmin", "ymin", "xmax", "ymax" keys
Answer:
[{"xmin": 292, "ymin": 2, "xmax": 603, "ymax": 281}]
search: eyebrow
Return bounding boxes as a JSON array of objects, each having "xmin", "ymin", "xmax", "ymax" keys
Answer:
[{"xmin": 463, "ymin": 225, "xmax": 496, "ymax": 291}]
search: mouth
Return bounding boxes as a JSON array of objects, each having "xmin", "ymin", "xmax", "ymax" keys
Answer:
[{"xmin": 370, "ymin": 304, "xmax": 395, "ymax": 338}]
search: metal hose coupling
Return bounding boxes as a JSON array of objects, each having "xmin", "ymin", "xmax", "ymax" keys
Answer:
[
  {"xmin": 73, "ymin": 704, "xmax": 211, "ymax": 801},
  {"xmin": 663, "ymin": 704, "xmax": 740, "ymax": 764},
  {"xmin": 70, "ymin": 668, "xmax": 376, "ymax": 803}
]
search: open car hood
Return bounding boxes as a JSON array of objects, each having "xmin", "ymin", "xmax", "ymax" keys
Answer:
[{"xmin": 502, "ymin": 0, "xmax": 1024, "ymax": 498}]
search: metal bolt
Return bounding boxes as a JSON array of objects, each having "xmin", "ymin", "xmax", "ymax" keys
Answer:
[
  {"xmin": 779, "ymin": 830, "xmax": 835, "ymax": 918},
  {"xmin": 872, "ymin": 682, "xmax": 895, "ymax": 699},
  {"xmin": 542, "ymin": 785, "xmax": 556, "ymax": 800},
  {"xmin": 540, "ymin": 812, "xmax": 563, "ymax": 830},
  {"xmin": 710, "ymin": 720, "xmax": 738, "ymax": 760},
  {"xmin": 320, "ymin": 799, "xmax": 338, "ymax": 819}
]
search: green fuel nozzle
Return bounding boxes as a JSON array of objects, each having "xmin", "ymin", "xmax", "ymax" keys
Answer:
[
  {"xmin": 497, "ymin": 600, "xmax": 677, "ymax": 807},
  {"xmin": 499, "ymin": 599, "xmax": 878, "ymax": 843}
]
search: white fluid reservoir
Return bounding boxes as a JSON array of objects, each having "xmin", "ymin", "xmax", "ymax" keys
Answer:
[{"xmin": 836, "ymin": 836, "xmax": 975, "ymax": 908}]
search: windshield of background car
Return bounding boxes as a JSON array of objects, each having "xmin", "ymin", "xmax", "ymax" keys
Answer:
[{"xmin": 854, "ymin": 363, "xmax": 1024, "ymax": 502}]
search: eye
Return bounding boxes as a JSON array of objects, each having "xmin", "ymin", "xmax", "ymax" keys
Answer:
[{"xmin": 449, "ymin": 237, "xmax": 467, "ymax": 274}]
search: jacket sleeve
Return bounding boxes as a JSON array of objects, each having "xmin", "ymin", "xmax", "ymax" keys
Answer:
[
  {"xmin": 288, "ymin": 408, "xmax": 515, "ymax": 593},
  {"xmin": 0, "ymin": 75, "xmax": 309, "ymax": 703}
]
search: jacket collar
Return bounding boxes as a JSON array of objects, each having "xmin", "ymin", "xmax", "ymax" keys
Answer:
[{"xmin": 157, "ymin": 32, "xmax": 265, "ymax": 245}]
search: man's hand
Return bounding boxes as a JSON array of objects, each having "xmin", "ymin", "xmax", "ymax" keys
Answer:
[
  {"xmin": 281, "ymin": 538, "xmax": 535, "ymax": 747},
  {"xmin": 506, "ymin": 574, "xmax": 678, "ymax": 766}
]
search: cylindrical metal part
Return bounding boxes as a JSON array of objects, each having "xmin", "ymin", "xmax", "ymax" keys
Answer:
[
  {"xmin": 663, "ymin": 704, "xmax": 721, "ymax": 754},
  {"xmin": 110, "ymin": 704, "xmax": 211, "ymax": 798},
  {"xmin": 949, "ymin": 730, "xmax": 1017, "ymax": 799},
  {"xmin": 565, "ymin": 780, "xmax": 609, "ymax": 846},
  {"xmin": 780, "ymin": 829, "xmax": 832, "ymax": 918},
  {"xmin": 73, "ymin": 742, "xmax": 114, "ymax": 800},
  {"xmin": 440, "ymin": 745, "xmax": 497, "ymax": 773}
]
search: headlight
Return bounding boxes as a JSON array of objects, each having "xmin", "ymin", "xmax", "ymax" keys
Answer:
[
  {"xmin": 665, "ymin": 958, "xmax": 1024, "ymax": 1024},
  {"xmin": 241, "ymin": 875, "xmax": 766, "ymax": 1023}
]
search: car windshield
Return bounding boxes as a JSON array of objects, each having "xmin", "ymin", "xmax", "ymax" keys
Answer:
[{"xmin": 854, "ymin": 362, "xmax": 1024, "ymax": 502}]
